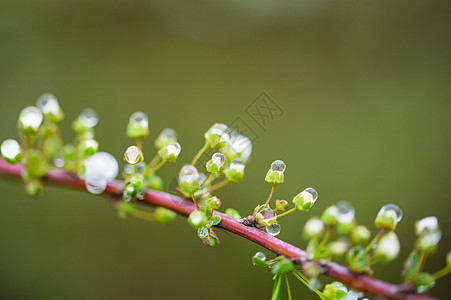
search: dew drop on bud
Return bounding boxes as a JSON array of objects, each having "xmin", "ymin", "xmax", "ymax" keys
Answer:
[
  {"xmin": 336, "ymin": 201, "xmax": 355, "ymax": 224},
  {"xmin": 84, "ymin": 170, "xmax": 107, "ymax": 194},
  {"xmin": 166, "ymin": 142, "xmax": 181, "ymax": 156},
  {"xmin": 19, "ymin": 106, "xmax": 43, "ymax": 132},
  {"xmin": 270, "ymin": 160, "xmax": 286, "ymax": 173},
  {"xmin": 212, "ymin": 152, "xmax": 225, "ymax": 166},
  {"xmin": 179, "ymin": 165, "xmax": 200, "ymax": 184},
  {"xmin": 129, "ymin": 111, "xmax": 148, "ymax": 129},
  {"xmin": 197, "ymin": 227, "xmax": 209, "ymax": 238},
  {"xmin": 1, "ymin": 139, "xmax": 21, "ymax": 162},
  {"xmin": 124, "ymin": 146, "xmax": 143, "ymax": 164},
  {"xmin": 84, "ymin": 152, "xmax": 119, "ymax": 181},
  {"xmin": 160, "ymin": 128, "xmax": 177, "ymax": 139},
  {"xmin": 36, "ymin": 93, "xmax": 60, "ymax": 115},
  {"xmin": 253, "ymin": 251, "xmax": 266, "ymax": 265},
  {"xmin": 300, "ymin": 187, "xmax": 318, "ymax": 205},
  {"xmin": 79, "ymin": 108, "xmax": 98, "ymax": 128},
  {"xmin": 266, "ymin": 221, "xmax": 281, "ymax": 236},
  {"xmin": 378, "ymin": 203, "xmax": 403, "ymax": 222},
  {"xmin": 136, "ymin": 162, "xmax": 146, "ymax": 175}
]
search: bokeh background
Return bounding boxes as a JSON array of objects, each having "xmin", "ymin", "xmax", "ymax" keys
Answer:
[{"xmin": 1, "ymin": 0, "xmax": 450, "ymax": 299}]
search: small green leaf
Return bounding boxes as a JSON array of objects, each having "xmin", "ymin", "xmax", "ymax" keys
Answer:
[{"xmin": 210, "ymin": 215, "xmax": 221, "ymax": 226}]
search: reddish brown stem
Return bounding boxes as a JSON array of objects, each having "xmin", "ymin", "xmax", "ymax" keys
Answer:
[{"xmin": 0, "ymin": 159, "xmax": 436, "ymax": 300}]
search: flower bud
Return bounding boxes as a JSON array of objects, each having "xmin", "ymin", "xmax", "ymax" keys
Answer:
[
  {"xmin": 25, "ymin": 178, "xmax": 44, "ymax": 197},
  {"xmin": 350, "ymin": 225, "xmax": 371, "ymax": 245},
  {"xmin": 415, "ymin": 216, "xmax": 439, "ymax": 236},
  {"xmin": 154, "ymin": 128, "xmax": 177, "ymax": 149},
  {"xmin": 224, "ymin": 159, "xmax": 245, "ymax": 183},
  {"xmin": 178, "ymin": 165, "xmax": 200, "ymax": 196},
  {"xmin": 124, "ymin": 146, "xmax": 144, "ymax": 164},
  {"xmin": 154, "ymin": 207, "xmax": 176, "ymax": 225},
  {"xmin": 265, "ymin": 160, "xmax": 285, "ymax": 186},
  {"xmin": 18, "ymin": 106, "xmax": 43, "ymax": 135},
  {"xmin": 72, "ymin": 108, "xmax": 98, "ymax": 134},
  {"xmin": 77, "ymin": 139, "xmax": 99, "ymax": 156},
  {"xmin": 206, "ymin": 152, "xmax": 225, "ymax": 174},
  {"xmin": 416, "ymin": 228, "xmax": 442, "ymax": 253},
  {"xmin": 221, "ymin": 132, "xmax": 252, "ymax": 163},
  {"xmin": 188, "ymin": 210, "xmax": 208, "ymax": 229},
  {"xmin": 303, "ymin": 217, "xmax": 325, "ymax": 239},
  {"xmin": 375, "ymin": 232, "xmax": 400, "ymax": 262},
  {"xmin": 205, "ymin": 196, "xmax": 221, "ymax": 210},
  {"xmin": 1, "ymin": 139, "xmax": 22, "ymax": 164},
  {"xmin": 328, "ymin": 239, "xmax": 349, "ymax": 257},
  {"xmin": 158, "ymin": 142, "xmax": 181, "ymax": 163},
  {"xmin": 126, "ymin": 111, "xmax": 149, "ymax": 139},
  {"xmin": 375, "ymin": 203, "xmax": 403, "ymax": 231},
  {"xmin": 204, "ymin": 123, "xmax": 229, "ymax": 149},
  {"xmin": 293, "ymin": 187, "xmax": 318, "ymax": 211},
  {"xmin": 321, "ymin": 205, "xmax": 338, "ymax": 226},
  {"xmin": 36, "ymin": 93, "xmax": 64, "ymax": 123},
  {"xmin": 276, "ymin": 199, "xmax": 289, "ymax": 212}
]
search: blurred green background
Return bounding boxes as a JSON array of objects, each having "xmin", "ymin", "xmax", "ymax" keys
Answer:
[{"xmin": 1, "ymin": 0, "xmax": 450, "ymax": 299}]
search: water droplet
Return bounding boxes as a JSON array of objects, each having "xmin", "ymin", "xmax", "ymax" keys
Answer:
[
  {"xmin": 378, "ymin": 203, "xmax": 403, "ymax": 222},
  {"xmin": 416, "ymin": 216, "xmax": 439, "ymax": 235},
  {"xmin": 1, "ymin": 139, "xmax": 21, "ymax": 161},
  {"xmin": 53, "ymin": 152, "xmax": 64, "ymax": 168},
  {"xmin": 178, "ymin": 165, "xmax": 199, "ymax": 184},
  {"xmin": 160, "ymin": 128, "xmax": 177, "ymax": 139},
  {"xmin": 197, "ymin": 227, "xmax": 209, "ymax": 238},
  {"xmin": 84, "ymin": 152, "xmax": 119, "ymax": 180},
  {"xmin": 336, "ymin": 201, "xmax": 355, "ymax": 224},
  {"xmin": 226, "ymin": 132, "xmax": 252, "ymax": 162},
  {"xmin": 124, "ymin": 146, "xmax": 143, "ymax": 164},
  {"xmin": 79, "ymin": 108, "xmax": 98, "ymax": 128},
  {"xmin": 210, "ymin": 123, "xmax": 229, "ymax": 137},
  {"xmin": 36, "ymin": 93, "xmax": 60, "ymax": 115},
  {"xmin": 129, "ymin": 111, "xmax": 148, "ymax": 129},
  {"xmin": 166, "ymin": 142, "xmax": 181, "ymax": 156},
  {"xmin": 124, "ymin": 164, "xmax": 133, "ymax": 175},
  {"xmin": 211, "ymin": 152, "xmax": 225, "ymax": 167},
  {"xmin": 84, "ymin": 170, "xmax": 107, "ymax": 194},
  {"xmin": 19, "ymin": 106, "xmax": 43, "ymax": 132},
  {"xmin": 266, "ymin": 221, "xmax": 281, "ymax": 236},
  {"xmin": 300, "ymin": 187, "xmax": 318, "ymax": 205},
  {"xmin": 136, "ymin": 162, "xmax": 146, "ymax": 175},
  {"xmin": 270, "ymin": 160, "xmax": 286, "ymax": 173},
  {"xmin": 253, "ymin": 251, "xmax": 266, "ymax": 264}
]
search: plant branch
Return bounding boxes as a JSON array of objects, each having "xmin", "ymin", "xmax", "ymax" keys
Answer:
[{"xmin": 0, "ymin": 159, "xmax": 437, "ymax": 300}]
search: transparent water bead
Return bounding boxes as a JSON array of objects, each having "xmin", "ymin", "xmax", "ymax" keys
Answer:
[
  {"xmin": 270, "ymin": 160, "xmax": 286, "ymax": 173},
  {"xmin": 136, "ymin": 162, "xmax": 146, "ymax": 175},
  {"xmin": 37, "ymin": 93, "xmax": 60, "ymax": 115},
  {"xmin": 160, "ymin": 128, "xmax": 177, "ymax": 139},
  {"xmin": 124, "ymin": 146, "xmax": 143, "ymax": 164},
  {"xmin": 197, "ymin": 227, "xmax": 209, "ymax": 239},
  {"xmin": 84, "ymin": 152, "xmax": 119, "ymax": 181},
  {"xmin": 179, "ymin": 165, "xmax": 200, "ymax": 184},
  {"xmin": 378, "ymin": 203, "xmax": 403, "ymax": 222},
  {"xmin": 300, "ymin": 187, "xmax": 318, "ymax": 205},
  {"xmin": 129, "ymin": 111, "xmax": 148, "ymax": 128},
  {"xmin": 336, "ymin": 201, "xmax": 355, "ymax": 224},
  {"xmin": 266, "ymin": 221, "xmax": 281, "ymax": 236},
  {"xmin": 212, "ymin": 152, "xmax": 225, "ymax": 167},
  {"xmin": 85, "ymin": 170, "xmax": 107, "ymax": 194},
  {"xmin": 166, "ymin": 142, "xmax": 181, "ymax": 156},
  {"xmin": 1, "ymin": 139, "xmax": 21, "ymax": 163},
  {"xmin": 79, "ymin": 108, "xmax": 98, "ymax": 128},
  {"xmin": 416, "ymin": 216, "xmax": 439, "ymax": 235},
  {"xmin": 210, "ymin": 123, "xmax": 229, "ymax": 137},
  {"xmin": 227, "ymin": 133, "xmax": 252, "ymax": 163},
  {"xmin": 253, "ymin": 252, "xmax": 266, "ymax": 265},
  {"xmin": 19, "ymin": 106, "xmax": 43, "ymax": 132}
]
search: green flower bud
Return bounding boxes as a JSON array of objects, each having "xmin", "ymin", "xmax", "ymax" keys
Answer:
[
  {"xmin": 415, "ymin": 216, "xmax": 439, "ymax": 236},
  {"xmin": 205, "ymin": 196, "xmax": 221, "ymax": 210},
  {"xmin": 224, "ymin": 159, "xmax": 245, "ymax": 183},
  {"xmin": 188, "ymin": 210, "xmax": 208, "ymax": 229},
  {"xmin": 72, "ymin": 108, "xmax": 98, "ymax": 134},
  {"xmin": 350, "ymin": 225, "xmax": 371, "ymax": 245},
  {"xmin": 375, "ymin": 204, "xmax": 402, "ymax": 231},
  {"xmin": 323, "ymin": 281, "xmax": 348, "ymax": 300},
  {"xmin": 347, "ymin": 246, "xmax": 371, "ymax": 273},
  {"xmin": 265, "ymin": 160, "xmax": 286, "ymax": 186},
  {"xmin": 303, "ymin": 217, "xmax": 325, "ymax": 239},
  {"xmin": 154, "ymin": 207, "xmax": 176, "ymax": 225},
  {"xmin": 416, "ymin": 229, "xmax": 442, "ymax": 253},
  {"xmin": 178, "ymin": 165, "xmax": 201, "ymax": 196},
  {"xmin": 414, "ymin": 272, "xmax": 436, "ymax": 294},
  {"xmin": 18, "ymin": 106, "xmax": 43, "ymax": 135},
  {"xmin": 375, "ymin": 232, "xmax": 400, "ymax": 262},
  {"xmin": 25, "ymin": 149, "xmax": 47, "ymax": 178},
  {"xmin": 322, "ymin": 205, "xmax": 338, "ymax": 226},
  {"xmin": 145, "ymin": 173, "xmax": 163, "ymax": 190},
  {"xmin": 25, "ymin": 178, "xmax": 43, "ymax": 197},
  {"xmin": 271, "ymin": 257, "xmax": 294, "ymax": 275},
  {"xmin": 225, "ymin": 208, "xmax": 241, "ymax": 219},
  {"xmin": 293, "ymin": 187, "xmax": 318, "ymax": 211},
  {"xmin": 337, "ymin": 219, "xmax": 356, "ymax": 235},
  {"xmin": 158, "ymin": 142, "xmax": 181, "ymax": 163},
  {"xmin": 154, "ymin": 128, "xmax": 177, "ymax": 149},
  {"xmin": 126, "ymin": 112, "xmax": 149, "ymax": 139},
  {"xmin": 204, "ymin": 123, "xmax": 229, "ymax": 149},
  {"xmin": 118, "ymin": 201, "xmax": 134, "ymax": 219},
  {"xmin": 1, "ymin": 139, "xmax": 22, "ymax": 164},
  {"xmin": 206, "ymin": 152, "xmax": 225, "ymax": 174},
  {"xmin": 36, "ymin": 93, "xmax": 64, "ymax": 123},
  {"xmin": 77, "ymin": 139, "xmax": 98, "ymax": 156},
  {"xmin": 328, "ymin": 239, "xmax": 349, "ymax": 257},
  {"xmin": 275, "ymin": 199, "xmax": 289, "ymax": 212},
  {"xmin": 124, "ymin": 146, "xmax": 144, "ymax": 165}
]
